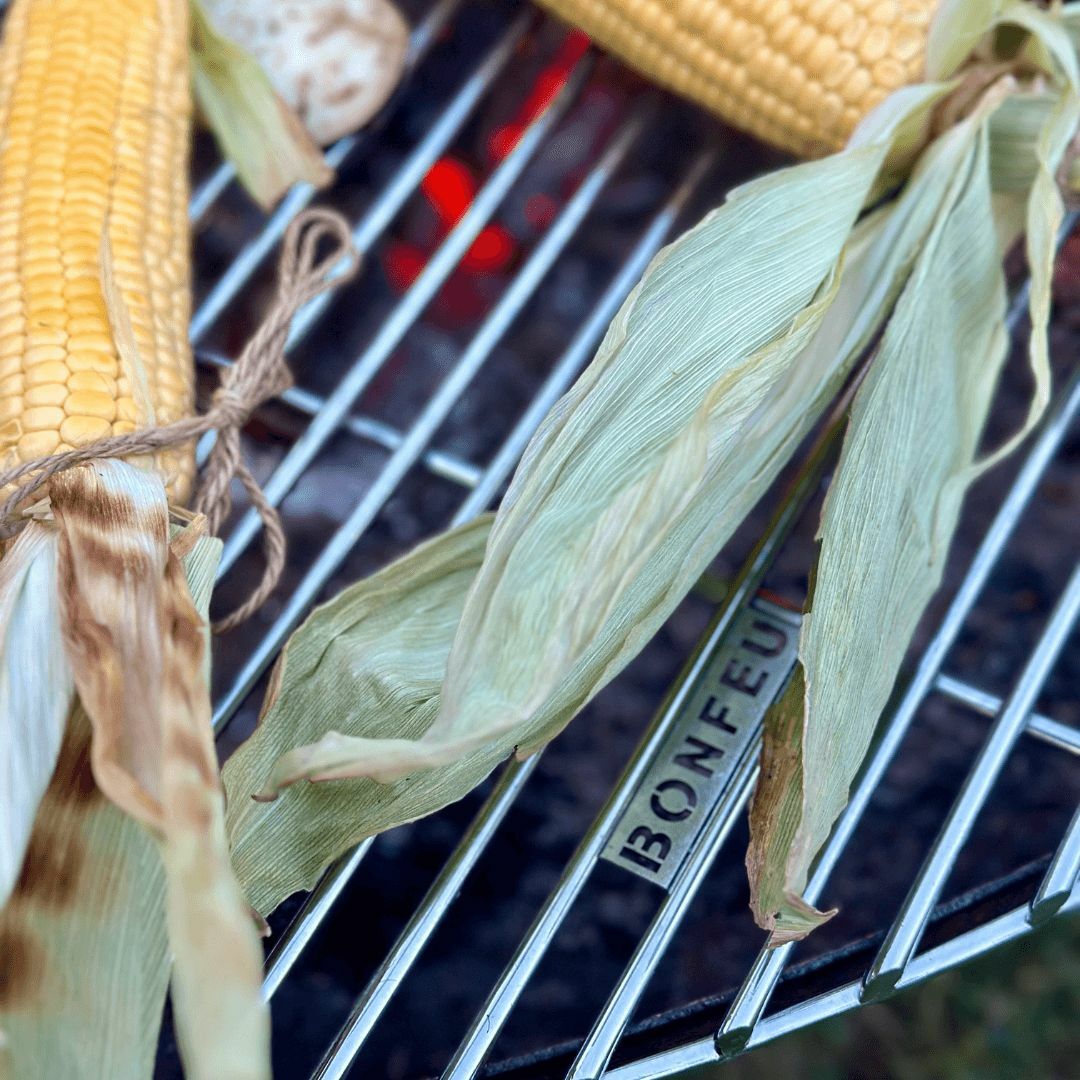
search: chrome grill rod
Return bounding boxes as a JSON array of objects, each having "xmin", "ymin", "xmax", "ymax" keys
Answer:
[
  {"xmin": 608, "ymin": 889, "xmax": 1080, "ymax": 1080},
  {"xmin": 863, "ymin": 563, "xmax": 1080, "ymax": 997},
  {"xmin": 934, "ymin": 673, "xmax": 1080, "ymax": 755},
  {"xmin": 566, "ymin": 743, "xmax": 761, "ymax": 1079},
  {"xmin": 1029, "ymin": 804, "xmax": 1080, "ymax": 924},
  {"xmin": 196, "ymin": 348, "xmax": 484, "ymax": 488}
]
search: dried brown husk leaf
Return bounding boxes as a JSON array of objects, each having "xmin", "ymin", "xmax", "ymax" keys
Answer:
[
  {"xmin": 48, "ymin": 461, "xmax": 268, "ymax": 1080},
  {"xmin": 190, "ymin": 0, "xmax": 333, "ymax": 209},
  {"xmin": 205, "ymin": 0, "xmax": 409, "ymax": 146}
]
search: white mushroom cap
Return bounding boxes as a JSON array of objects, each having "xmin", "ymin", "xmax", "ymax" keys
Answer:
[{"xmin": 208, "ymin": 0, "xmax": 410, "ymax": 146}]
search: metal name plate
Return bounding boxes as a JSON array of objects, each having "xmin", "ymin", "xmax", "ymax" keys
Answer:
[{"xmin": 601, "ymin": 596, "xmax": 800, "ymax": 889}]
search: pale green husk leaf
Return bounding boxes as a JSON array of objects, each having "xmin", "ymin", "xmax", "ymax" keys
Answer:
[
  {"xmin": 225, "ymin": 517, "xmax": 491, "ymax": 912},
  {"xmin": 0, "ymin": 526, "xmax": 222, "ymax": 1080},
  {"xmin": 928, "ymin": 0, "xmax": 1080, "ymax": 86},
  {"xmin": 926, "ymin": 0, "xmax": 1002, "ymax": 80},
  {"xmin": 190, "ymin": 0, "xmax": 333, "ymax": 209},
  {"xmin": 224, "ymin": 88, "xmax": 954, "ymax": 915},
  {"xmin": 0, "ymin": 525, "xmax": 72, "ymax": 907},
  {"xmin": 749, "ymin": 111, "xmax": 1004, "ymax": 943},
  {"xmin": 747, "ymin": 69, "xmax": 1079, "ymax": 942}
]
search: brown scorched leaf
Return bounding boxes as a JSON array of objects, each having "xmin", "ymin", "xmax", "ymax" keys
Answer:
[
  {"xmin": 0, "ymin": 525, "xmax": 219, "ymax": 1079},
  {"xmin": 48, "ymin": 461, "xmax": 268, "ymax": 1080}
]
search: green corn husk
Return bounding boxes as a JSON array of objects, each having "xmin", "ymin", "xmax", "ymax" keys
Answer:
[
  {"xmin": 0, "ymin": 503, "xmax": 267, "ymax": 1080},
  {"xmin": 227, "ymin": 0, "xmax": 1080, "ymax": 941}
]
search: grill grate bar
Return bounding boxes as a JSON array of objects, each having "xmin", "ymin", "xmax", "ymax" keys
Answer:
[
  {"xmin": 714, "ymin": 358, "xmax": 1080, "ymax": 1057},
  {"xmin": 934, "ymin": 672, "xmax": 1080, "ymax": 755},
  {"xmin": 190, "ymin": 132, "xmax": 356, "ymax": 343},
  {"xmin": 752, "ymin": 889, "xmax": 1080, "ymax": 1059},
  {"xmin": 189, "ymin": 163, "xmax": 235, "ymax": 228},
  {"xmin": 214, "ymin": 38, "xmax": 590, "ymax": 583},
  {"xmin": 863, "ymin": 563, "xmax": 1080, "ymax": 998},
  {"xmin": 262, "ymin": 838, "xmax": 375, "ymax": 1002},
  {"xmin": 196, "ymin": 348, "xmax": 485, "ymax": 488},
  {"xmin": 608, "ymin": 889, "xmax": 1080, "ymax": 1079},
  {"xmin": 261, "ymin": 134, "xmax": 715, "ymax": 1010},
  {"xmin": 440, "ymin": 388, "xmax": 854, "ymax": 1080},
  {"xmin": 311, "ymin": 760, "xmax": 541, "ymax": 1080},
  {"xmin": 1029, "ymin": 805, "xmax": 1080, "ymax": 924},
  {"xmin": 566, "ymin": 746, "xmax": 762, "ymax": 1079}
]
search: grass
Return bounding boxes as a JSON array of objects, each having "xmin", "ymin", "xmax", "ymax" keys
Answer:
[{"xmin": 713, "ymin": 914, "xmax": 1079, "ymax": 1080}]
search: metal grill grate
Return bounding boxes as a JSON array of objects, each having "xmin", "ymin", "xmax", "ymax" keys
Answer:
[{"xmin": 70, "ymin": 0, "xmax": 1080, "ymax": 1075}]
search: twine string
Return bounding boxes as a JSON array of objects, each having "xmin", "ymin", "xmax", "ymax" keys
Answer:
[{"xmin": 0, "ymin": 207, "xmax": 360, "ymax": 633}]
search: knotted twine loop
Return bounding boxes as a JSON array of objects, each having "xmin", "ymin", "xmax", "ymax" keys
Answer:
[{"xmin": 0, "ymin": 207, "xmax": 360, "ymax": 633}]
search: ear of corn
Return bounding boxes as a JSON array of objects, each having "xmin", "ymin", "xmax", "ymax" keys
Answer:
[
  {"xmin": 537, "ymin": 0, "xmax": 941, "ymax": 157},
  {"xmin": 0, "ymin": 3, "xmax": 271, "ymax": 1076},
  {"xmin": 0, "ymin": 0, "xmax": 194, "ymax": 504}
]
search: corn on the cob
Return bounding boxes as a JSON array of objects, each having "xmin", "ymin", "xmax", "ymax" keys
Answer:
[
  {"xmin": 538, "ymin": 0, "xmax": 940, "ymax": 157},
  {"xmin": 0, "ymin": 0, "xmax": 193, "ymax": 504}
]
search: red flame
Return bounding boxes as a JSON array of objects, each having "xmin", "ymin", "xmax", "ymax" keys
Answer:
[{"xmin": 384, "ymin": 30, "xmax": 591, "ymax": 295}]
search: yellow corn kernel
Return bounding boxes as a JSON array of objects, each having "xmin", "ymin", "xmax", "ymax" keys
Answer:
[
  {"xmin": 536, "ymin": 0, "xmax": 939, "ymax": 156},
  {"xmin": 21, "ymin": 405, "xmax": 65, "ymax": 432},
  {"xmin": 65, "ymin": 389, "xmax": 117, "ymax": 422},
  {"xmin": 66, "ymin": 370, "xmax": 117, "ymax": 395},
  {"xmin": 25, "ymin": 382, "xmax": 67, "ymax": 407},
  {"xmin": 60, "ymin": 414, "xmax": 112, "ymax": 444},
  {"xmin": 0, "ymin": 0, "xmax": 194, "ymax": 503},
  {"xmin": 17, "ymin": 430, "xmax": 60, "ymax": 457}
]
